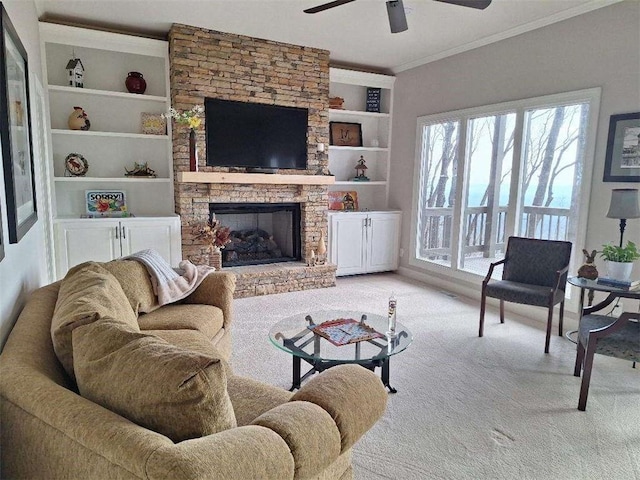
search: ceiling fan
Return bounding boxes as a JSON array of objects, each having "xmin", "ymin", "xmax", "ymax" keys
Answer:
[{"xmin": 304, "ymin": 0, "xmax": 492, "ymax": 34}]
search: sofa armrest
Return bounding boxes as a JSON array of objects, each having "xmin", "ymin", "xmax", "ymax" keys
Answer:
[
  {"xmin": 291, "ymin": 364, "xmax": 387, "ymax": 452},
  {"xmin": 252, "ymin": 401, "xmax": 342, "ymax": 479},
  {"xmin": 183, "ymin": 272, "xmax": 236, "ymax": 329},
  {"xmin": 145, "ymin": 425, "xmax": 294, "ymax": 480}
]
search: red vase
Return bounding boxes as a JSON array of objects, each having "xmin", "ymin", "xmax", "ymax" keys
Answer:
[
  {"xmin": 189, "ymin": 128, "xmax": 198, "ymax": 172},
  {"xmin": 125, "ymin": 71, "xmax": 146, "ymax": 94}
]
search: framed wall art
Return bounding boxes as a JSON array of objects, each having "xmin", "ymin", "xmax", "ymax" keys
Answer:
[
  {"xmin": 329, "ymin": 121, "xmax": 362, "ymax": 147},
  {"xmin": 0, "ymin": 4, "xmax": 37, "ymax": 243},
  {"xmin": 603, "ymin": 112, "xmax": 640, "ymax": 182}
]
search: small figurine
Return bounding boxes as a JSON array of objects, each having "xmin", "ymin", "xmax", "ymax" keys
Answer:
[
  {"xmin": 353, "ymin": 155, "xmax": 369, "ymax": 181},
  {"xmin": 125, "ymin": 162, "xmax": 156, "ymax": 177},
  {"xmin": 577, "ymin": 249, "xmax": 599, "ymax": 280},
  {"xmin": 66, "ymin": 54, "xmax": 84, "ymax": 88}
]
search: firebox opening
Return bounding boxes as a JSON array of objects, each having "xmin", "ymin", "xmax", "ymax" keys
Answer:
[{"xmin": 210, "ymin": 203, "xmax": 301, "ymax": 267}]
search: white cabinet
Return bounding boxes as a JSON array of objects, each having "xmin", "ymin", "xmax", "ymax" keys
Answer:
[
  {"xmin": 329, "ymin": 211, "xmax": 401, "ymax": 276},
  {"xmin": 328, "ymin": 68, "xmax": 395, "ymax": 211},
  {"xmin": 54, "ymin": 216, "xmax": 182, "ymax": 277}
]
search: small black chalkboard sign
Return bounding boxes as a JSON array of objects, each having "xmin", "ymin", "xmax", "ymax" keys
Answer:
[{"xmin": 366, "ymin": 87, "xmax": 381, "ymax": 113}]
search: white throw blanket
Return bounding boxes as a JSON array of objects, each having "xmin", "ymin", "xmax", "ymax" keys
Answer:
[{"xmin": 123, "ymin": 249, "xmax": 215, "ymax": 306}]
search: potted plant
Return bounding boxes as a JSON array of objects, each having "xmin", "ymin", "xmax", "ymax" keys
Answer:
[{"xmin": 600, "ymin": 241, "xmax": 640, "ymax": 282}]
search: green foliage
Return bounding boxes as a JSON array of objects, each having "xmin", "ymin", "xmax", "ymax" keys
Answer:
[{"xmin": 600, "ymin": 241, "xmax": 640, "ymax": 263}]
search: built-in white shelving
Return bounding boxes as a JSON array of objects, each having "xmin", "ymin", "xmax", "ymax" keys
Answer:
[{"xmin": 328, "ymin": 67, "xmax": 395, "ymax": 211}]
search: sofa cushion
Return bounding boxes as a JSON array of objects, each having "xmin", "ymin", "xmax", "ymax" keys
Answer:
[
  {"xmin": 51, "ymin": 262, "xmax": 139, "ymax": 380},
  {"xmin": 102, "ymin": 259, "xmax": 158, "ymax": 314},
  {"xmin": 72, "ymin": 318, "xmax": 237, "ymax": 443},
  {"xmin": 138, "ymin": 304, "xmax": 224, "ymax": 341}
]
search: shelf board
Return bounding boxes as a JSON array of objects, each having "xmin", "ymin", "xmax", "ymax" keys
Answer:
[
  {"xmin": 178, "ymin": 171, "xmax": 335, "ymax": 185},
  {"xmin": 333, "ymin": 181, "xmax": 387, "ymax": 186},
  {"xmin": 51, "ymin": 129, "xmax": 169, "ymax": 140},
  {"xmin": 48, "ymin": 85, "xmax": 167, "ymax": 102},
  {"xmin": 329, "ymin": 109, "xmax": 390, "ymax": 118},
  {"xmin": 54, "ymin": 176, "xmax": 171, "ymax": 183},
  {"xmin": 329, "ymin": 146, "xmax": 388, "ymax": 152}
]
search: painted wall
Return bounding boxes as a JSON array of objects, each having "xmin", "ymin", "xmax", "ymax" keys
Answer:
[
  {"xmin": 390, "ymin": 1, "xmax": 640, "ymax": 301},
  {"xmin": 0, "ymin": 0, "xmax": 49, "ymax": 347}
]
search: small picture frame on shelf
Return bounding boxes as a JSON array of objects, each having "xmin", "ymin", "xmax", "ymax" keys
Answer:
[
  {"xmin": 85, "ymin": 190, "xmax": 128, "ymax": 217},
  {"xmin": 328, "ymin": 191, "xmax": 359, "ymax": 211},
  {"xmin": 141, "ymin": 112, "xmax": 166, "ymax": 135},
  {"xmin": 330, "ymin": 122, "xmax": 362, "ymax": 147}
]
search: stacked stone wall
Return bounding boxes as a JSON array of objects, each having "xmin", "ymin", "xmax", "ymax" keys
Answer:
[{"xmin": 169, "ymin": 24, "xmax": 335, "ymax": 296}]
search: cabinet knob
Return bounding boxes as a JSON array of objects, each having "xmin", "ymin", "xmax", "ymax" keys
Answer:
[
  {"xmin": 115, "ymin": 226, "xmax": 119, "ymax": 239},
  {"xmin": 121, "ymin": 225, "xmax": 126, "ymax": 239}
]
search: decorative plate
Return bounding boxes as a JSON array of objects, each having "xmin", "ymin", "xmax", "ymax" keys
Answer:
[{"xmin": 64, "ymin": 153, "xmax": 88, "ymax": 176}]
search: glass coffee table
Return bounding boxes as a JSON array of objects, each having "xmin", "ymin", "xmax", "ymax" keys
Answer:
[{"xmin": 269, "ymin": 310, "xmax": 412, "ymax": 393}]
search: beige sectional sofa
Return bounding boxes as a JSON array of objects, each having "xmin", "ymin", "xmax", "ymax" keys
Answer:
[{"xmin": 0, "ymin": 260, "xmax": 387, "ymax": 479}]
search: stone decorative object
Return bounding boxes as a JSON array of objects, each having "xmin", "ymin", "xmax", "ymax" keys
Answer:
[
  {"xmin": 68, "ymin": 106, "xmax": 90, "ymax": 130},
  {"xmin": 125, "ymin": 71, "xmax": 146, "ymax": 94}
]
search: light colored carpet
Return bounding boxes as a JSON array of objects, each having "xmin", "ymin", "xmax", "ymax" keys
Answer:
[{"xmin": 230, "ymin": 273, "xmax": 640, "ymax": 480}]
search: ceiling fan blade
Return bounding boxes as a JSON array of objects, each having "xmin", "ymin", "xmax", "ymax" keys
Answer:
[
  {"xmin": 433, "ymin": 0, "xmax": 492, "ymax": 10},
  {"xmin": 387, "ymin": 0, "xmax": 408, "ymax": 34},
  {"xmin": 304, "ymin": 0, "xmax": 357, "ymax": 14}
]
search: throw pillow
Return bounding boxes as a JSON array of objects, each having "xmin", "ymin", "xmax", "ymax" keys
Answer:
[
  {"xmin": 51, "ymin": 262, "xmax": 139, "ymax": 380},
  {"xmin": 72, "ymin": 318, "xmax": 237, "ymax": 442},
  {"xmin": 103, "ymin": 259, "xmax": 158, "ymax": 314}
]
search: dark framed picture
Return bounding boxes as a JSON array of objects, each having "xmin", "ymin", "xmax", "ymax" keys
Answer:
[
  {"xmin": 0, "ymin": 4, "xmax": 37, "ymax": 243},
  {"xmin": 603, "ymin": 112, "xmax": 640, "ymax": 182},
  {"xmin": 329, "ymin": 121, "xmax": 362, "ymax": 147}
]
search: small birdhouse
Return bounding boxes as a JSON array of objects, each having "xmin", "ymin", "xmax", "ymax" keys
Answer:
[
  {"xmin": 353, "ymin": 155, "xmax": 369, "ymax": 181},
  {"xmin": 66, "ymin": 57, "xmax": 84, "ymax": 88}
]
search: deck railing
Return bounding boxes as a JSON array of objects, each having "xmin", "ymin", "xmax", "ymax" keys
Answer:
[{"xmin": 419, "ymin": 205, "xmax": 571, "ymax": 259}]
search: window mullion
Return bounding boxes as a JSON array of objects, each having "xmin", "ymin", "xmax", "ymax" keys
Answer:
[
  {"xmin": 451, "ymin": 116, "xmax": 468, "ymax": 270},
  {"xmin": 505, "ymin": 108, "xmax": 526, "ymax": 238}
]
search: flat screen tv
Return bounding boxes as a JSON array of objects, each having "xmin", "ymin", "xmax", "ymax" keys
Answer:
[{"xmin": 205, "ymin": 98, "xmax": 308, "ymax": 170}]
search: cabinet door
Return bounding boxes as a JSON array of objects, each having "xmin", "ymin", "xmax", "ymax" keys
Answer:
[
  {"xmin": 120, "ymin": 218, "xmax": 181, "ymax": 266},
  {"xmin": 54, "ymin": 221, "xmax": 121, "ymax": 277},
  {"xmin": 329, "ymin": 213, "xmax": 368, "ymax": 276},
  {"xmin": 366, "ymin": 212, "xmax": 401, "ymax": 273}
]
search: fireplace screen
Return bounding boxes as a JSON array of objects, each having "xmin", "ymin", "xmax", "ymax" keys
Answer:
[{"xmin": 210, "ymin": 203, "xmax": 301, "ymax": 267}]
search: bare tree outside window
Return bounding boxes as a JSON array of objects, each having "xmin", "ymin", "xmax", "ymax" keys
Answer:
[{"xmin": 415, "ymin": 96, "xmax": 593, "ymax": 276}]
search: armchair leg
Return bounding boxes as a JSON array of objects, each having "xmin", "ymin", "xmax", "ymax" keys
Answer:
[
  {"xmin": 544, "ymin": 301, "xmax": 554, "ymax": 354},
  {"xmin": 499, "ymin": 300, "xmax": 505, "ymax": 324},
  {"xmin": 479, "ymin": 289, "xmax": 487, "ymax": 337},
  {"xmin": 574, "ymin": 341, "xmax": 585, "ymax": 377},
  {"xmin": 558, "ymin": 300, "xmax": 565, "ymax": 337},
  {"xmin": 578, "ymin": 341, "xmax": 597, "ymax": 411}
]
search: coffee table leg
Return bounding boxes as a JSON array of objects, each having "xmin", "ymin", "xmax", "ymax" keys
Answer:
[
  {"xmin": 381, "ymin": 357, "xmax": 397, "ymax": 393},
  {"xmin": 290, "ymin": 355, "xmax": 302, "ymax": 391}
]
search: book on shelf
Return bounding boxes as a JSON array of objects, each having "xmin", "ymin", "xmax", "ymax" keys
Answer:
[{"xmin": 596, "ymin": 277, "xmax": 640, "ymax": 290}]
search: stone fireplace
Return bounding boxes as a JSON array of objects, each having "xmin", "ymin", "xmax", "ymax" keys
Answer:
[
  {"xmin": 169, "ymin": 23, "xmax": 336, "ymax": 297},
  {"xmin": 210, "ymin": 202, "xmax": 302, "ymax": 267}
]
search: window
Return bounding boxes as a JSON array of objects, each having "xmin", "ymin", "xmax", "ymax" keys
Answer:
[{"xmin": 411, "ymin": 89, "xmax": 600, "ymax": 278}]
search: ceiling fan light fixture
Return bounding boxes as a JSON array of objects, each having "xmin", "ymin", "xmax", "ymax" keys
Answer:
[{"xmin": 386, "ymin": 0, "xmax": 408, "ymax": 33}]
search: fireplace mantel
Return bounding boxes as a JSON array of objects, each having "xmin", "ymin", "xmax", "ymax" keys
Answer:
[{"xmin": 177, "ymin": 172, "xmax": 335, "ymax": 185}]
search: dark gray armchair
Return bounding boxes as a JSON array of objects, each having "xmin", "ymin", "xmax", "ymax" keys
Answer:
[
  {"xmin": 478, "ymin": 236, "xmax": 572, "ymax": 353},
  {"xmin": 573, "ymin": 312, "xmax": 640, "ymax": 411}
]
